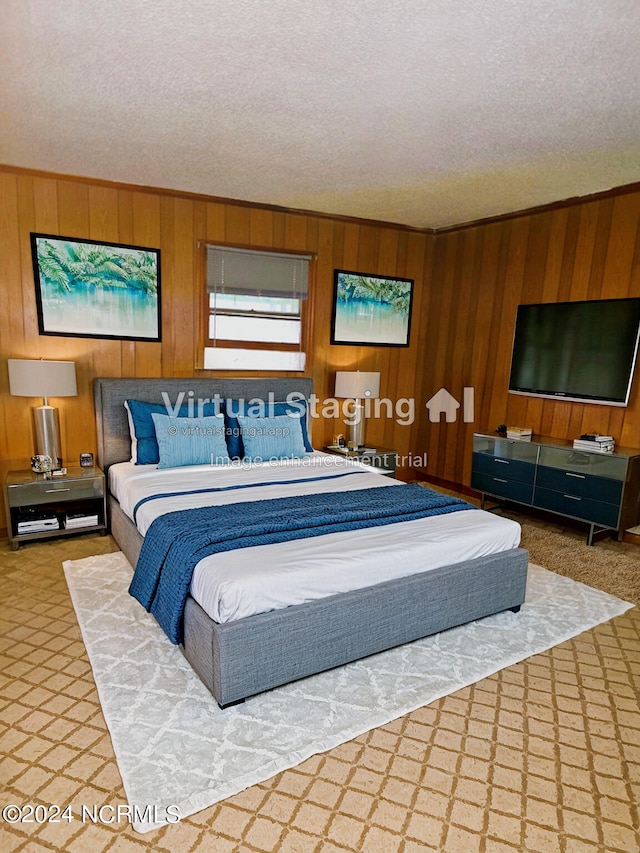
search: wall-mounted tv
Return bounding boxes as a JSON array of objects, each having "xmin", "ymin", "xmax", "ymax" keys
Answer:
[{"xmin": 508, "ymin": 298, "xmax": 640, "ymax": 407}]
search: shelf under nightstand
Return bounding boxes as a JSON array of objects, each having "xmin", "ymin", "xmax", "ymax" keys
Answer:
[{"xmin": 5, "ymin": 466, "xmax": 107, "ymax": 550}]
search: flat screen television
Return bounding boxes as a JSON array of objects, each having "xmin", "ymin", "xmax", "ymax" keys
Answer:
[{"xmin": 508, "ymin": 298, "xmax": 640, "ymax": 407}]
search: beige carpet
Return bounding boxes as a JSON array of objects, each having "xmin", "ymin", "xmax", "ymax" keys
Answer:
[
  {"xmin": 2, "ymin": 527, "xmax": 639, "ymax": 852},
  {"xmin": 518, "ymin": 520, "xmax": 640, "ymax": 605}
]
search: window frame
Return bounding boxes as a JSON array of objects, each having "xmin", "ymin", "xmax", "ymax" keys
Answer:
[{"xmin": 196, "ymin": 241, "xmax": 314, "ymax": 372}]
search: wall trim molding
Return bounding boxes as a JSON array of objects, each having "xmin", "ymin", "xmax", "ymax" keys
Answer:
[
  {"xmin": 0, "ymin": 163, "xmax": 432, "ymax": 235},
  {"xmin": 3, "ymin": 162, "xmax": 639, "ymax": 237},
  {"xmin": 433, "ymin": 181, "xmax": 640, "ymax": 235}
]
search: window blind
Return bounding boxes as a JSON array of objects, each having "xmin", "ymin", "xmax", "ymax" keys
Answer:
[{"xmin": 206, "ymin": 246, "xmax": 310, "ymax": 299}]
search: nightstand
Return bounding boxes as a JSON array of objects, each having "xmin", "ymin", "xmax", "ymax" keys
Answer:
[
  {"xmin": 5, "ymin": 466, "xmax": 107, "ymax": 550},
  {"xmin": 323, "ymin": 446, "xmax": 397, "ymax": 477}
]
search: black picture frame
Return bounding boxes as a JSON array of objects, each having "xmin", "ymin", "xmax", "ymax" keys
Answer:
[
  {"xmin": 330, "ymin": 269, "xmax": 414, "ymax": 347},
  {"xmin": 31, "ymin": 233, "xmax": 161, "ymax": 342}
]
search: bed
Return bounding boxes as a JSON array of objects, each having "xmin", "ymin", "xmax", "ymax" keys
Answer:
[{"xmin": 94, "ymin": 376, "xmax": 529, "ymax": 708}]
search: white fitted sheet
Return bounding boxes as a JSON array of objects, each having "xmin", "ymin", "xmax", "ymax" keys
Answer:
[{"xmin": 110, "ymin": 454, "xmax": 521, "ymax": 623}]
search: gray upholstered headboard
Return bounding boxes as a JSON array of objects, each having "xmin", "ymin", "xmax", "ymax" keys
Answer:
[{"xmin": 93, "ymin": 377, "xmax": 315, "ymax": 472}]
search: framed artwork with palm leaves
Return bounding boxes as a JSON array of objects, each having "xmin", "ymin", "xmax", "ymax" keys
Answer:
[
  {"xmin": 30, "ymin": 233, "xmax": 161, "ymax": 341},
  {"xmin": 331, "ymin": 269, "xmax": 414, "ymax": 346}
]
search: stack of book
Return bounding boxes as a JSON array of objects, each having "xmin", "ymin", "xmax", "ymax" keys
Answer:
[
  {"xmin": 572, "ymin": 434, "xmax": 615, "ymax": 453},
  {"xmin": 17, "ymin": 516, "xmax": 59, "ymax": 534},
  {"xmin": 65, "ymin": 512, "xmax": 99, "ymax": 529},
  {"xmin": 506, "ymin": 427, "xmax": 533, "ymax": 441}
]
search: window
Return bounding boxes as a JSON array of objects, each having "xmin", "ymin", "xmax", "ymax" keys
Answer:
[{"xmin": 202, "ymin": 245, "xmax": 311, "ymax": 371}]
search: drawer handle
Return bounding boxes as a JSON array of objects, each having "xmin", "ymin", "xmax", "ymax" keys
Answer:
[
  {"xmin": 494, "ymin": 458, "xmax": 509, "ymax": 464},
  {"xmin": 563, "ymin": 494, "xmax": 582, "ymax": 501},
  {"xmin": 565, "ymin": 472, "xmax": 586, "ymax": 479},
  {"xmin": 45, "ymin": 488, "xmax": 71, "ymax": 493},
  {"xmin": 493, "ymin": 477, "xmax": 508, "ymax": 483}
]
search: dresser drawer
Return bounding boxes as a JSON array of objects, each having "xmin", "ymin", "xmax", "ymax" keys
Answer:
[
  {"xmin": 533, "ymin": 487, "xmax": 620, "ymax": 528},
  {"xmin": 538, "ymin": 446, "xmax": 627, "ymax": 480},
  {"xmin": 473, "ymin": 435, "xmax": 539, "ymax": 465},
  {"xmin": 6, "ymin": 478, "xmax": 104, "ymax": 508},
  {"xmin": 471, "ymin": 470, "xmax": 534, "ymax": 504},
  {"xmin": 535, "ymin": 465, "xmax": 623, "ymax": 504},
  {"xmin": 472, "ymin": 452, "xmax": 536, "ymax": 485}
]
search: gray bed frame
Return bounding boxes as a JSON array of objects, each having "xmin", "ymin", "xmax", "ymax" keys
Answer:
[{"xmin": 94, "ymin": 377, "xmax": 529, "ymax": 708}]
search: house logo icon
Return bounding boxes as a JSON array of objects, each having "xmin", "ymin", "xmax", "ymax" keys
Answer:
[{"xmin": 425, "ymin": 388, "xmax": 475, "ymax": 423}]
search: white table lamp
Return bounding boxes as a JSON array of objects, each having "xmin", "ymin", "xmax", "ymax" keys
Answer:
[
  {"xmin": 8, "ymin": 359, "xmax": 77, "ymax": 468},
  {"xmin": 334, "ymin": 370, "xmax": 380, "ymax": 449}
]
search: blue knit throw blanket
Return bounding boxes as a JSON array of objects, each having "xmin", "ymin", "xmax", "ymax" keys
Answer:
[{"xmin": 129, "ymin": 484, "xmax": 474, "ymax": 644}]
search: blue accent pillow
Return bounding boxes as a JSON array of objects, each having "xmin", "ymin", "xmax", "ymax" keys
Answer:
[
  {"xmin": 151, "ymin": 413, "xmax": 230, "ymax": 469},
  {"xmin": 236, "ymin": 414, "xmax": 308, "ymax": 462},
  {"xmin": 125, "ymin": 399, "xmax": 221, "ymax": 465},
  {"xmin": 224, "ymin": 398, "xmax": 313, "ymax": 458}
]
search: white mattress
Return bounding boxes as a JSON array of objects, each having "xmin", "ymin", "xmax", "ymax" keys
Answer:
[{"xmin": 110, "ymin": 454, "xmax": 521, "ymax": 623}]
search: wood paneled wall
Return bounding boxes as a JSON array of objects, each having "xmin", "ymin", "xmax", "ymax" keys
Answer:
[
  {"xmin": 2, "ymin": 165, "xmax": 639, "ymax": 527},
  {"xmin": 416, "ymin": 187, "xmax": 640, "ymax": 488},
  {"xmin": 0, "ymin": 167, "xmax": 430, "ymax": 519}
]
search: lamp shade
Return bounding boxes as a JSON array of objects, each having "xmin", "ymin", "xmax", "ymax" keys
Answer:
[
  {"xmin": 8, "ymin": 359, "xmax": 77, "ymax": 398},
  {"xmin": 335, "ymin": 371, "xmax": 380, "ymax": 399}
]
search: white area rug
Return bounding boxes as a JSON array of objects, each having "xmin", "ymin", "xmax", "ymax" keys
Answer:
[{"xmin": 63, "ymin": 552, "xmax": 633, "ymax": 833}]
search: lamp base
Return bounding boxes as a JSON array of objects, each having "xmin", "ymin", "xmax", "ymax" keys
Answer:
[
  {"xmin": 33, "ymin": 405, "xmax": 63, "ymax": 468},
  {"xmin": 346, "ymin": 400, "xmax": 365, "ymax": 450}
]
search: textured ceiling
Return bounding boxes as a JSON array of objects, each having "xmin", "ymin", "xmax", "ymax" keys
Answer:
[{"xmin": 1, "ymin": 0, "xmax": 639, "ymax": 229}]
